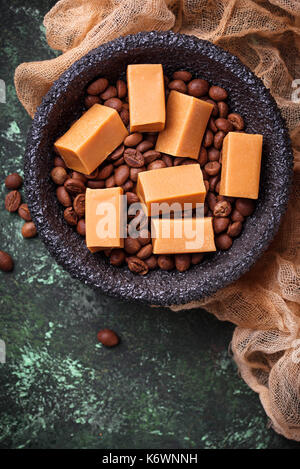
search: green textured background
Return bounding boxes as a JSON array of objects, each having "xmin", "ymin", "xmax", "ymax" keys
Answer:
[{"xmin": 0, "ymin": 0, "xmax": 299, "ymax": 450}]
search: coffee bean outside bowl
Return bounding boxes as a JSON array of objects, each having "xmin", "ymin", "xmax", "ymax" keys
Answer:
[{"xmin": 24, "ymin": 31, "xmax": 293, "ymax": 307}]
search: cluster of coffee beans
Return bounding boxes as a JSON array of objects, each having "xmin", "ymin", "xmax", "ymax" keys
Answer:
[
  {"xmin": 52, "ymin": 70, "xmax": 256, "ymax": 275},
  {"xmin": 1, "ymin": 172, "xmax": 38, "ymax": 273}
]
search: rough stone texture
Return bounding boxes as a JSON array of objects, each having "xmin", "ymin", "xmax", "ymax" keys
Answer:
[
  {"xmin": 0, "ymin": 2, "xmax": 298, "ymax": 450},
  {"xmin": 24, "ymin": 31, "xmax": 293, "ymax": 306}
]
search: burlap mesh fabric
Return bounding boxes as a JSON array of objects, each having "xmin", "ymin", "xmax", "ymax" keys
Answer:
[{"xmin": 14, "ymin": 0, "xmax": 300, "ymax": 440}]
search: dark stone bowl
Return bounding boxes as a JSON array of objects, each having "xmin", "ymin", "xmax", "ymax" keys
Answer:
[{"xmin": 24, "ymin": 31, "xmax": 293, "ymax": 307}]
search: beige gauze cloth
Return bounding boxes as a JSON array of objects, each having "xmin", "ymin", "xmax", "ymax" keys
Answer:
[{"xmin": 15, "ymin": 0, "xmax": 300, "ymax": 441}]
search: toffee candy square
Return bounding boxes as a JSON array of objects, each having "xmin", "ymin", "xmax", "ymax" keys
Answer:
[
  {"xmin": 136, "ymin": 164, "xmax": 206, "ymax": 216},
  {"xmin": 151, "ymin": 217, "xmax": 216, "ymax": 254},
  {"xmin": 127, "ymin": 64, "xmax": 166, "ymax": 133},
  {"xmin": 54, "ymin": 104, "xmax": 128, "ymax": 175},
  {"xmin": 155, "ymin": 90, "xmax": 213, "ymax": 159},
  {"xmin": 85, "ymin": 187, "xmax": 125, "ymax": 251},
  {"xmin": 219, "ymin": 132, "xmax": 263, "ymax": 199}
]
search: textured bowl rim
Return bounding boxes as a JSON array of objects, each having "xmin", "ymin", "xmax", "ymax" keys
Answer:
[{"xmin": 24, "ymin": 31, "xmax": 293, "ymax": 306}]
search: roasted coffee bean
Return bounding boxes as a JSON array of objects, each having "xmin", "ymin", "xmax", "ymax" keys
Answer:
[
  {"xmin": 235, "ymin": 198, "xmax": 255, "ymax": 216},
  {"xmin": 173, "ymin": 70, "xmax": 192, "ymax": 82},
  {"xmin": 122, "ymin": 180, "xmax": 134, "ymax": 192},
  {"xmin": 100, "ymin": 85, "xmax": 117, "ymax": 100},
  {"xmin": 97, "ymin": 328, "xmax": 119, "ymax": 347},
  {"xmin": 215, "ymin": 118, "xmax": 233, "ymax": 133},
  {"xmin": 145, "ymin": 133, "xmax": 158, "ymax": 144},
  {"xmin": 51, "ymin": 166, "xmax": 68, "ymax": 185},
  {"xmin": 85, "ymin": 95, "xmax": 100, "ymax": 108},
  {"xmin": 205, "ymin": 98, "xmax": 218, "ymax": 117},
  {"xmin": 120, "ymin": 109, "xmax": 129, "ymax": 126},
  {"xmin": 209, "ymin": 86, "xmax": 228, "ymax": 101},
  {"xmin": 87, "ymin": 77, "xmax": 108, "ymax": 95},
  {"xmin": 215, "ymin": 181, "xmax": 220, "ymax": 193},
  {"xmin": 213, "ymin": 200, "xmax": 232, "ymax": 217},
  {"xmin": 5, "ymin": 173, "xmax": 23, "ymax": 190},
  {"xmin": 124, "ymin": 148, "xmax": 144, "ymax": 168},
  {"xmin": 64, "ymin": 178, "xmax": 85, "ymax": 195},
  {"xmin": 115, "ymin": 165, "xmax": 130, "ymax": 185},
  {"xmin": 137, "ymin": 244, "xmax": 153, "ymax": 260},
  {"xmin": 202, "ymin": 169, "xmax": 209, "ymax": 180},
  {"xmin": 191, "ymin": 252, "xmax": 204, "ymax": 265},
  {"xmin": 98, "ymin": 163, "xmax": 114, "ymax": 179},
  {"xmin": 76, "ymin": 218, "xmax": 86, "ymax": 236},
  {"xmin": 228, "ymin": 113, "xmax": 244, "ymax": 130},
  {"xmin": 209, "ymin": 118, "xmax": 218, "ymax": 133},
  {"xmin": 124, "ymin": 132, "xmax": 143, "ymax": 147},
  {"xmin": 203, "ymin": 129, "xmax": 214, "ymax": 148},
  {"xmin": 204, "ymin": 161, "xmax": 221, "ymax": 176},
  {"xmin": 0, "ymin": 250, "xmax": 14, "ymax": 272},
  {"xmin": 209, "ymin": 175, "xmax": 220, "ymax": 192},
  {"xmin": 162, "ymin": 154, "xmax": 173, "ymax": 167},
  {"xmin": 204, "ymin": 180, "xmax": 210, "ymax": 192},
  {"xmin": 116, "ymin": 79, "xmax": 127, "ymax": 98},
  {"xmin": 206, "ymin": 191, "xmax": 217, "ymax": 211},
  {"xmin": 64, "ymin": 207, "xmax": 78, "ymax": 226},
  {"xmin": 126, "ymin": 192, "xmax": 139, "ymax": 205},
  {"xmin": 187, "ymin": 78, "xmax": 209, "ymax": 97},
  {"xmin": 86, "ymin": 168, "xmax": 99, "ymax": 179},
  {"xmin": 103, "ymin": 248, "xmax": 112, "ymax": 257},
  {"xmin": 231, "ymin": 209, "xmax": 245, "ymax": 222},
  {"xmin": 136, "ymin": 140, "xmax": 154, "ymax": 153},
  {"xmin": 104, "ymin": 97, "xmax": 123, "ymax": 112},
  {"xmin": 56, "ymin": 186, "xmax": 72, "ymax": 206},
  {"xmin": 181, "ymin": 159, "xmax": 197, "ymax": 166},
  {"xmin": 127, "ymin": 256, "xmax": 149, "ymax": 275},
  {"xmin": 87, "ymin": 180, "xmax": 105, "ymax": 189},
  {"xmin": 217, "ymin": 101, "xmax": 229, "ymax": 118},
  {"xmin": 147, "ymin": 159, "xmax": 167, "ymax": 171},
  {"xmin": 213, "ymin": 217, "xmax": 230, "ymax": 234},
  {"xmin": 113, "ymin": 156, "xmax": 125, "ymax": 167},
  {"xmin": 214, "ymin": 130, "xmax": 226, "ymax": 149},
  {"xmin": 198, "ymin": 147, "xmax": 208, "ymax": 166},
  {"xmin": 145, "ymin": 255, "xmax": 158, "ymax": 269},
  {"xmin": 5, "ymin": 190, "xmax": 21, "ymax": 212},
  {"xmin": 72, "ymin": 171, "xmax": 87, "ymax": 183},
  {"xmin": 157, "ymin": 254, "xmax": 175, "ymax": 271},
  {"xmin": 130, "ymin": 166, "xmax": 145, "ymax": 182},
  {"xmin": 109, "ymin": 248, "xmax": 125, "ymax": 266},
  {"xmin": 175, "ymin": 253, "xmax": 191, "ymax": 272},
  {"xmin": 54, "ymin": 156, "xmax": 67, "ymax": 168},
  {"xmin": 207, "ymin": 147, "xmax": 220, "ymax": 162},
  {"xmin": 215, "ymin": 233, "xmax": 233, "ymax": 250},
  {"xmin": 227, "ymin": 221, "xmax": 242, "ymax": 237},
  {"xmin": 105, "ymin": 175, "xmax": 116, "ymax": 188},
  {"xmin": 108, "ymin": 144, "xmax": 125, "ymax": 161},
  {"xmin": 168, "ymin": 79, "xmax": 187, "ymax": 93},
  {"xmin": 143, "ymin": 150, "xmax": 161, "ymax": 165},
  {"xmin": 174, "ymin": 157, "xmax": 185, "ymax": 166},
  {"xmin": 124, "ymin": 237, "xmax": 141, "ymax": 254},
  {"xmin": 18, "ymin": 203, "xmax": 32, "ymax": 221},
  {"xmin": 21, "ymin": 221, "xmax": 37, "ymax": 238},
  {"xmin": 138, "ymin": 229, "xmax": 151, "ymax": 246},
  {"xmin": 73, "ymin": 193, "xmax": 85, "ymax": 217}
]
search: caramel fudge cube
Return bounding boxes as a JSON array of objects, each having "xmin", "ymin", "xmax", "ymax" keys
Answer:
[
  {"xmin": 136, "ymin": 164, "xmax": 206, "ymax": 217},
  {"xmin": 155, "ymin": 90, "xmax": 213, "ymax": 159},
  {"xmin": 219, "ymin": 132, "xmax": 263, "ymax": 199},
  {"xmin": 127, "ymin": 64, "xmax": 166, "ymax": 132},
  {"xmin": 152, "ymin": 217, "xmax": 216, "ymax": 254},
  {"xmin": 54, "ymin": 104, "xmax": 128, "ymax": 175},
  {"xmin": 85, "ymin": 187, "xmax": 125, "ymax": 250}
]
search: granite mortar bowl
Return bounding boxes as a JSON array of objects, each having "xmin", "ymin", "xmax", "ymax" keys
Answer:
[{"xmin": 24, "ymin": 31, "xmax": 293, "ymax": 307}]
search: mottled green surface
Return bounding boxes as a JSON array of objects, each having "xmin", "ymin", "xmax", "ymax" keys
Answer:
[{"xmin": 0, "ymin": 0, "xmax": 299, "ymax": 450}]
